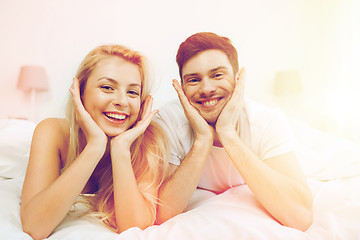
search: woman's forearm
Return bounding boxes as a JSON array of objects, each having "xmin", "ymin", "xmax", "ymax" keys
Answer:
[
  {"xmin": 21, "ymin": 145, "xmax": 103, "ymax": 240},
  {"xmin": 111, "ymin": 148, "xmax": 155, "ymax": 232}
]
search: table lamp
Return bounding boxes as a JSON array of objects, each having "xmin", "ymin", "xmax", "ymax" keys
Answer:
[
  {"xmin": 273, "ymin": 70, "xmax": 302, "ymax": 97},
  {"xmin": 17, "ymin": 65, "xmax": 49, "ymax": 121},
  {"xmin": 273, "ymin": 70, "xmax": 303, "ymax": 117}
]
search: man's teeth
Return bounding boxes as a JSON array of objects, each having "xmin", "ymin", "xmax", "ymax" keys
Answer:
[
  {"xmin": 203, "ymin": 99, "xmax": 218, "ymax": 107},
  {"xmin": 106, "ymin": 113, "xmax": 126, "ymax": 120}
]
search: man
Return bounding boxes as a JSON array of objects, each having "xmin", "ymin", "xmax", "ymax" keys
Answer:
[{"xmin": 155, "ymin": 32, "xmax": 313, "ymax": 231}]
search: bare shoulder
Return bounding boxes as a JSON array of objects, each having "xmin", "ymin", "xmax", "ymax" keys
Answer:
[
  {"xmin": 21, "ymin": 118, "xmax": 71, "ymax": 207},
  {"xmin": 35, "ymin": 118, "xmax": 69, "ymax": 137},
  {"xmin": 32, "ymin": 118, "xmax": 70, "ymax": 159}
]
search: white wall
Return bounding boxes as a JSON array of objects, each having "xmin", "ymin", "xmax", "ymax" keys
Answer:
[{"xmin": 0, "ymin": 0, "xmax": 359, "ymax": 141}]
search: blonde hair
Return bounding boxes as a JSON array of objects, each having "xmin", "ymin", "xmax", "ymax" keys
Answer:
[{"xmin": 65, "ymin": 45, "xmax": 169, "ymax": 232}]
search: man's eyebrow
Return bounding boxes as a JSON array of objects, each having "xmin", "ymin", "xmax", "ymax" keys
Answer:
[
  {"xmin": 183, "ymin": 66, "xmax": 229, "ymax": 77},
  {"xmin": 183, "ymin": 73, "xmax": 199, "ymax": 79},
  {"xmin": 209, "ymin": 66, "xmax": 228, "ymax": 74}
]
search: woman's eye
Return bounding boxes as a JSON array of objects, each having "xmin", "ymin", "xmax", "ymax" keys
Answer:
[
  {"xmin": 128, "ymin": 90, "xmax": 140, "ymax": 96},
  {"xmin": 100, "ymin": 85, "xmax": 114, "ymax": 91}
]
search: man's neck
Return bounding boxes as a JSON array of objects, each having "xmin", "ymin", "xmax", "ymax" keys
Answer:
[{"xmin": 211, "ymin": 126, "xmax": 223, "ymax": 148}]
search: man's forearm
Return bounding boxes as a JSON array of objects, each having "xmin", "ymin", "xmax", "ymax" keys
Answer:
[
  {"xmin": 219, "ymin": 130, "xmax": 313, "ymax": 231},
  {"xmin": 157, "ymin": 139, "xmax": 212, "ymax": 223}
]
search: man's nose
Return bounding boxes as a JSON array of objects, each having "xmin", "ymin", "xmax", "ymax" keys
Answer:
[{"xmin": 199, "ymin": 78, "xmax": 216, "ymax": 96}]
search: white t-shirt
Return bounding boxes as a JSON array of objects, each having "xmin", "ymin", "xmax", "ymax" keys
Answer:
[{"xmin": 154, "ymin": 98, "xmax": 294, "ymax": 193}]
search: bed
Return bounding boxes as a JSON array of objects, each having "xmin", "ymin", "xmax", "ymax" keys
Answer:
[{"xmin": 1, "ymin": 118, "xmax": 359, "ymax": 240}]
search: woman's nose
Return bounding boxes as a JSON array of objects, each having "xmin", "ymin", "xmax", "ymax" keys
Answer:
[{"xmin": 112, "ymin": 92, "xmax": 128, "ymax": 107}]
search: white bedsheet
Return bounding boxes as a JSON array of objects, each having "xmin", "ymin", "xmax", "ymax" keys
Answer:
[{"xmin": 0, "ymin": 119, "xmax": 359, "ymax": 240}]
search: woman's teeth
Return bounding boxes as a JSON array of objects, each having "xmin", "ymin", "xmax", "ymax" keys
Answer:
[{"xmin": 105, "ymin": 113, "xmax": 126, "ymax": 120}]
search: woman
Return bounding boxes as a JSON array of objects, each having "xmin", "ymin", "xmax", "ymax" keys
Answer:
[{"xmin": 20, "ymin": 45, "xmax": 169, "ymax": 239}]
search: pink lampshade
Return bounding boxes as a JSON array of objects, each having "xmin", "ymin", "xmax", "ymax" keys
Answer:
[{"xmin": 17, "ymin": 65, "xmax": 49, "ymax": 92}]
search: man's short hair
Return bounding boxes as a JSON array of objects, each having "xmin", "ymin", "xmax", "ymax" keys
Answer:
[{"xmin": 176, "ymin": 32, "xmax": 239, "ymax": 80}]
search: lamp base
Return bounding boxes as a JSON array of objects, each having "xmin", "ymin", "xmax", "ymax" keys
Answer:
[{"xmin": 29, "ymin": 89, "xmax": 37, "ymax": 122}]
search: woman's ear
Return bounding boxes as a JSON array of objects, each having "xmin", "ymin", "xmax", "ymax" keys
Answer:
[{"xmin": 236, "ymin": 67, "xmax": 246, "ymax": 82}]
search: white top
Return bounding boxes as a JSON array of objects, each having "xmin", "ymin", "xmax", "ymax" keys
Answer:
[{"xmin": 154, "ymin": 98, "xmax": 294, "ymax": 193}]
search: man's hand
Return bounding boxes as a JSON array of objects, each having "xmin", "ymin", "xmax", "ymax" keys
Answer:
[
  {"xmin": 216, "ymin": 67, "xmax": 245, "ymax": 138},
  {"xmin": 172, "ymin": 79, "xmax": 213, "ymax": 142}
]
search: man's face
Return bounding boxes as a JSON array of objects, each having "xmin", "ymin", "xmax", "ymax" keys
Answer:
[{"xmin": 181, "ymin": 49, "xmax": 236, "ymax": 125}]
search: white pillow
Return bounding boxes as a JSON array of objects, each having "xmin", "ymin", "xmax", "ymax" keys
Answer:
[
  {"xmin": 290, "ymin": 118, "xmax": 360, "ymax": 180},
  {"xmin": 0, "ymin": 119, "xmax": 36, "ymax": 179}
]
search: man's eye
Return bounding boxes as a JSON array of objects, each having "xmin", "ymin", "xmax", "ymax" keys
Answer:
[
  {"xmin": 187, "ymin": 78, "xmax": 200, "ymax": 83},
  {"xmin": 213, "ymin": 73, "xmax": 224, "ymax": 79}
]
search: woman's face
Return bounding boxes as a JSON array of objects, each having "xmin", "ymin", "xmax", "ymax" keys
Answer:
[{"xmin": 82, "ymin": 56, "xmax": 142, "ymax": 137}]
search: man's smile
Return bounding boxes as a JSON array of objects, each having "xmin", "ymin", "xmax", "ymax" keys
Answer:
[{"xmin": 197, "ymin": 97, "xmax": 223, "ymax": 108}]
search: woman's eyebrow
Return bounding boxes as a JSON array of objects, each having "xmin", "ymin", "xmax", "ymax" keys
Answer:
[
  {"xmin": 98, "ymin": 77, "xmax": 118, "ymax": 85},
  {"xmin": 98, "ymin": 78, "xmax": 141, "ymax": 88},
  {"xmin": 129, "ymin": 83, "xmax": 141, "ymax": 88}
]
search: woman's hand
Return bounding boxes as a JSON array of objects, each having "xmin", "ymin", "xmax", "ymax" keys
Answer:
[
  {"xmin": 110, "ymin": 95, "xmax": 158, "ymax": 150},
  {"xmin": 69, "ymin": 78, "xmax": 108, "ymax": 152},
  {"xmin": 216, "ymin": 67, "xmax": 245, "ymax": 138},
  {"xmin": 172, "ymin": 79, "xmax": 213, "ymax": 143}
]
